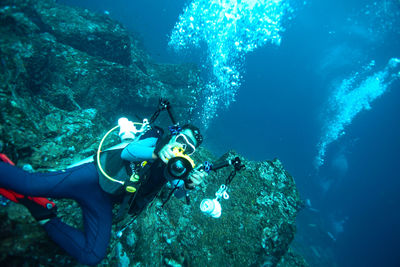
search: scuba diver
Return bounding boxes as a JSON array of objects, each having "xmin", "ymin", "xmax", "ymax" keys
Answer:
[{"xmin": 0, "ymin": 100, "xmax": 207, "ymax": 265}]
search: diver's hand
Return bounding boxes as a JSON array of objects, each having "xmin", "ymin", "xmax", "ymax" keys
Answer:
[
  {"xmin": 185, "ymin": 169, "xmax": 207, "ymax": 189},
  {"xmin": 158, "ymin": 142, "xmax": 182, "ymax": 163}
]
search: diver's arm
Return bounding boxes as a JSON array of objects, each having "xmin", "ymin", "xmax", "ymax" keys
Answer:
[{"xmin": 121, "ymin": 137, "xmax": 158, "ymax": 161}]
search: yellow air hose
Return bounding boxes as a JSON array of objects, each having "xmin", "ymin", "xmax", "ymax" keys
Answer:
[{"xmin": 96, "ymin": 122, "xmax": 144, "ymax": 185}]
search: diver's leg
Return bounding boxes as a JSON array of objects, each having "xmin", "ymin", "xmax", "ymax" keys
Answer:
[
  {"xmin": 0, "ymin": 162, "xmax": 113, "ymax": 265},
  {"xmin": 0, "ymin": 162, "xmax": 94, "ymax": 199},
  {"xmin": 43, "ymin": 196, "xmax": 112, "ymax": 265},
  {"xmin": 42, "ymin": 163, "xmax": 113, "ymax": 265}
]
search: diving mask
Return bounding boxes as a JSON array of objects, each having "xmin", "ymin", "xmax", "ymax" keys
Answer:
[{"xmin": 174, "ymin": 133, "xmax": 196, "ymax": 155}]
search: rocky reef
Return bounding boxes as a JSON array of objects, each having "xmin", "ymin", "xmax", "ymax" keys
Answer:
[
  {"xmin": 119, "ymin": 150, "xmax": 307, "ymax": 267},
  {"xmin": 0, "ymin": 150, "xmax": 306, "ymax": 267},
  {"xmin": 0, "ymin": 0, "xmax": 306, "ymax": 266},
  {"xmin": 0, "ymin": 0, "xmax": 201, "ymax": 168}
]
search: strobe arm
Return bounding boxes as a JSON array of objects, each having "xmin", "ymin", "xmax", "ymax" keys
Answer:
[
  {"xmin": 149, "ymin": 98, "xmax": 177, "ymax": 125},
  {"xmin": 165, "ymin": 103, "xmax": 176, "ymax": 125},
  {"xmin": 203, "ymin": 157, "xmax": 245, "ymax": 173},
  {"xmin": 159, "ymin": 98, "xmax": 177, "ymax": 125},
  {"xmin": 209, "ymin": 160, "xmax": 230, "ymax": 171},
  {"xmin": 199, "ymin": 156, "xmax": 245, "ymax": 218},
  {"xmin": 231, "ymin": 157, "xmax": 245, "ymax": 171}
]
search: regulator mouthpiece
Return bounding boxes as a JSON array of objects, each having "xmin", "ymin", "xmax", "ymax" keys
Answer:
[{"xmin": 200, "ymin": 198, "xmax": 222, "ymax": 218}]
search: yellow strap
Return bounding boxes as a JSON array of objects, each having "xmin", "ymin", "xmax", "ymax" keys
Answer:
[{"xmin": 126, "ymin": 186, "xmax": 137, "ymax": 193}]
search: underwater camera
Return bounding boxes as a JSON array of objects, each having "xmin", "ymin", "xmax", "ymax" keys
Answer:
[{"xmin": 166, "ymin": 147, "xmax": 195, "ymax": 181}]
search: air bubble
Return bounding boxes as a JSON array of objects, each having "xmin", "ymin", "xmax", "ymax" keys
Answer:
[{"xmin": 169, "ymin": 0, "xmax": 293, "ymax": 127}]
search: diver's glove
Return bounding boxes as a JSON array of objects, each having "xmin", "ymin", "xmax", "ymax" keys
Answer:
[
  {"xmin": 185, "ymin": 168, "xmax": 207, "ymax": 190},
  {"xmin": 19, "ymin": 197, "xmax": 57, "ymax": 222},
  {"xmin": 158, "ymin": 142, "xmax": 183, "ymax": 163}
]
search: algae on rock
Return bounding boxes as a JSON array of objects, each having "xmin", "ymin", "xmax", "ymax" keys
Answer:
[{"xmin": 0, "ymin": 0, "xmax": 306, "ymax": 266}]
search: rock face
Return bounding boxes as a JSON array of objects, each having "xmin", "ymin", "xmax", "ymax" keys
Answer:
[
  {"xmin": 118, "ymin": 150, "xmax": 305, "ymax": 267},
  {"xmin": 0, "ymin": 0, "xmax": 201, "ymax": 167},
  {"xmin": 0, "ymin": 150, "xmax": 306, "ymax": 267},
  {"xmin": 0, "ymin": 0, "xmax": 306, "ymax": 266}
]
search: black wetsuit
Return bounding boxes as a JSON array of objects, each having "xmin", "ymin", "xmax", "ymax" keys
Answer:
[{"xmin": 0, "ymin": 133, "xmax": 186, "ymax": 265}]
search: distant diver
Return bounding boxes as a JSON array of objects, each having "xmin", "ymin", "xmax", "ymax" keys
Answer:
[{"xmin": 0, "ymin": 99, "xmax": 207, "ymax": 265}]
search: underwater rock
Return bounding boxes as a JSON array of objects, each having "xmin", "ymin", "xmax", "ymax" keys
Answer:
[
  {"xmin": 0, "ymin": 1, "xmax": 200, "ymax": 114},
  {"xmin": 1, "ymin": 0, "xmax": 131, "ymax": 66},
  {"xmin": 0, "ymin": 0, "xmax": 201, "ymax": 166},
  {"xmin": 0, "ymin": 150, "xmax": 306, "ymax": 266},
  {"xmin": 0, "ymin": 202, "xmax": 71, "ymax": 265},
  {"xmin": 115, "ymin": 150, "xmax": 305, "ymax": 267},
  {"xmin": 0, "ymin": 0, "xmax": 305, "ymax": 266}
]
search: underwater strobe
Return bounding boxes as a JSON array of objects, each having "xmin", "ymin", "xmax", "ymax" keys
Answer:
[
  {"xmin": 199, "ymin": 157, "xmax": 245, "ymax": 218},
  {"xmin": 200, "ymin": 185, "xmax": 229, "ymax": 218}
]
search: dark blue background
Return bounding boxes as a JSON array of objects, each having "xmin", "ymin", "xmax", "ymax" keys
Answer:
[{"xmin": 60, "ymin": 1, "xmax": 400, "ymax": 266}]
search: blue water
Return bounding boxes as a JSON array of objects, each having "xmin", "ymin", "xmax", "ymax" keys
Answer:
[{"xmin": 60, "ymin": 1, "xmax": 400, "ymax": 266}]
